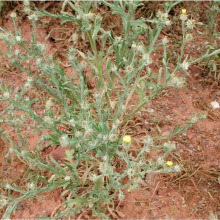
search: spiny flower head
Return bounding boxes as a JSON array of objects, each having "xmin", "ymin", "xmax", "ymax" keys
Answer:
[
  {"xmin": 15, "ymin": 36, "xmax": 21, "ymax": 42},
  {"xmin": 44, "ymin": 116, "xmax": 53, "ymax": 126},
  {"xmin": 23, "ymin": 6, "xmax": 31, "ymax": 14},
  {"xmin": 185, "ymin": 33, "xmax": 193, "ymax": 42},
  {"xmin": 186, "ymin": 19, "xmax": 195, "ymax": 30},
  {"xmin": 89, "ymin": 173, "xmax": 99, "ymax": 182},
  {"xmin": 28, "ymin": 13, "xmax": 38, "ymax": 21},
  {"xmin": 72, "ymin": 33, "xmax": 78, "ymax": 43},
  {"xmin": 164, "ymin": 141, "xmax": 176, "ymax": 150},
  {"xmin": 174, "ymin": 165, "xmax": 181, "ymax": 172},
  {"xmin": 45, "ymin": 100, "xmax": 53, "ymax": 110},
  {"xmin": 162, "ymin": 36, "xmax": 169, "ymax": 45},
  {"xmin": 181, "ymin": 60, "xmax": 190, "ymax": 70},
  {"xmin": 127, "ymin": 168, "xmax": 135, "ymax": 178},
  {"xmin": 27, "ymin": 182, "xmax": 35, "ymax": 190},
  {"xmin": 3, "ymin": 92, "xmax": 10, "ymax": 99},
  {"xmin": 111, "ymin": 65, "xmax": 117, "ymax": 72},
  {"xmin": 157, "ymin": 156, "xmax": 165, "ymax": 165},
  {"xmin": 142, "ymin": 53, "xmax": 152, "ymax": 65},
  {"xmin": 168, "ymin": 76, "xmax": 186, "ymax": 88},
  {"xmin": 0, "ymin": 198, "xmax": 7, "ymax": 208},
  {"xmin": 10, "ymin": 12, "xmax": 17, "ymax": 18},
  {"xmin": 123, "ymin": 135, "xmax": 131, "ymax": 143},
  {"xmin": 69, "ymin": 119, "xmax": 76, "ymax": 127},
  {"xmin": 180, "ymin": 14, "xmax": 187, "ymax": 21},
  {"xmin": 64, "ymin": 176, "xmax": 71, "ymax": 181},
  {"xmin": 59, "ymin": 134, "xmax": 69, "ymax": 147},
  {"xmin": 118, "ymin": 190, "xmax": 125, "ymax": 202},
  {"xmin": 15, "ymin": 49, "xmax": 20, "ymax": 56}
]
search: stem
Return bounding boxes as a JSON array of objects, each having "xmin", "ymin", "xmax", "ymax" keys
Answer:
[
  {"xmin": 120, "ymin": 86, "xmax": 164, "ymax": 127},
  {"xmin": 190, "ymin": 48, "xmax": 220, "ymax": 64},
  {"xmin": 87, "ymin": 30, "xmax": 104, "ymax": 88},
  {"xmin": 149, "ymin": 25, "xmax": 163, "ymax": 54},
  {"xmin": 180, "ymin": 20, "xmax": 186, "ymax": 61}
]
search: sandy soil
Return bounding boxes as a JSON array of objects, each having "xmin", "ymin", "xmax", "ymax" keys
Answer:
[{"xmin": 0, "ymin": 2, "xmax": 219, "ymax": 219}]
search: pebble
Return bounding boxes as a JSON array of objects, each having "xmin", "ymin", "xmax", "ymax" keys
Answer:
[
  {"xmin": 210, "ymin": 101, "xmax": 220, "ymax": 109},
  {"xmin": 189, "ymin": 144, "xmax": 194, "ymax": 148},
  {"xmin": 14, "ymin": 86, "xmax": 21, "ymax": 93},
  {"xmin": 146, "ymin": 108, "xmax": 154, "ymax": 113},
  {"xmin": 165, "ymin": 115, "xmax": 172, "ymax": 121},
  {"xmin": 16, "ymin": 204, "xmax": 24, "ymax": 210},
  {"xmin": 142, "ymin": 190, "xmax": 147, "ymax": 195}
]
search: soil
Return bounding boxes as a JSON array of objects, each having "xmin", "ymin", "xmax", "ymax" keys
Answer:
[{"xmin": 0, "ymin": 2, "xmax": 220, "ymax": 219}]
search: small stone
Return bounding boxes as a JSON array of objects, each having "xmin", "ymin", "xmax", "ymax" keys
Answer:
[
  {"xmin": 210, "ymin": 101, "xmax": 220, "ymax": 109},
  {"xmin": 146, "ymin": 108, "xmax": 154, "ymax": 113},
  {"xmin": 189, "ymin": 144, "xmax": 194, "ymax": 148},
  {"xmin": 14, "ymin": 86, "xmax": 21, "ymax": 93},
  {"xmin": 142, "ymin": 190, "xmax": 147, "ymax": 195},
  {"xmin": 165, "ymin": 115, "xmax": 172, "ymax": 121},
  {"xmin": 16, "ymin": 204, "xmax": 24, "ymax": 210}
]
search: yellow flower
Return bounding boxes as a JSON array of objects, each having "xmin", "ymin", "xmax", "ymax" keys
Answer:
[
  {"xmin": 166, "ymin": 161, "xmax": 173, "ymax": 166},
  {"xmin": 182, "ymin": 9, "xmax": 187, "ymax": 14},
  {"xmin": 127, "ymin": 188, "xmax": 131, "ymax": 193},
  {"xmin": 123, "ymin": 135, "xmax": 131, "ymax": 143}
]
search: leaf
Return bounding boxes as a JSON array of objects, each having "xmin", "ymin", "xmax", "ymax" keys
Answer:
[
  {"xmin": 92, "ymin": 16, "xmax": 102, "ymax": 40},
  {"xmin": 156, "ymin": 125, "xmax": 162, "ymax": 135},
  {"xmin": 66, "ymin": 197, "xmax": 87, "ymax": 206},
  {"xmin": 115, "ymin": 210, "xmax": 125, "ymax": 218},
  {"xmin": 65, "ymin": 149, "xmax": 75, "ymax": 162},
  {"xmin": 49, "ymin": 155, "xmax": 66, "ymax": 175},
  {"xmin": 131, "ymin": 19, "xmax": 148, "ymax": 29},
  {"xmin": 157, "ymin": 67, "xmax": 162, "ymax": 86},
  {"xmin": 94, "ymin": 178, "xmax": 103, "ymax": 191},
  {"xmin": 136, "ymin": 86, "xmax": 144, "ymax": 101}
]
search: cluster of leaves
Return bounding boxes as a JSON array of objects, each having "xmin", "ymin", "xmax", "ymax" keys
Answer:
[{"xmin": 196, "ymin": 2, "xmax": 220, "ymax": 81}]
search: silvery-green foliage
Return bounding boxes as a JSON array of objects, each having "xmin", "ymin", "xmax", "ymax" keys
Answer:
[{"xmin": 0, "ymin": 1, "xmax": 217, "ymax": 218}]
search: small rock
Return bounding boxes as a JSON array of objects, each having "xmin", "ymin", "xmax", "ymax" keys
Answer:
[
  {"xmin": 142, "ymin": 190, "xmax": 147, "ymax": 195},
  {"xmin": 16, "ymin": 204, "xmax": 23, "ymax": 210},
  {"xmin": 146, "ymin": 108, "xmax": 154, "ymax": 113},
  {"xmin": 189, "ymin": 144, "xmax": 194, "ymax": 148},
  {"xmin": 165, "ymin": 115, "xmax": 172, "ymax": 121},
  {"xmin": 14, "ymin": 86, "xmax": 21, "ymax": 93},
  {"xmin": 210, "ymin": 101, "xmax": 220, "ymax": 109}
]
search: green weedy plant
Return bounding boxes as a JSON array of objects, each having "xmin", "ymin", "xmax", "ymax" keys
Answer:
[
  {"xmin": 0, "ymin": 1, "xmax": 219, "ymax": 218},
  {"xmin": 197, "ymin": 2, "xmax": 220, "ymax": 81}
]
